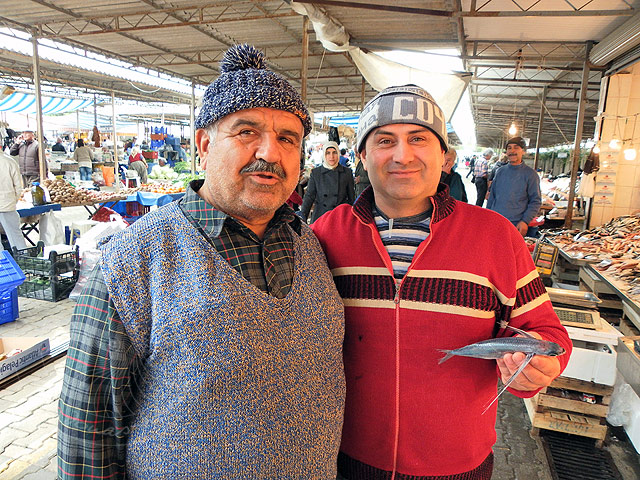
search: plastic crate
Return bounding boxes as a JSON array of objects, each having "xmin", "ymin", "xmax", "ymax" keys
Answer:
[
  {"xmin": 0, "ymin": 288, "xmax": 19, "ymax": 325},
  {"xmin": 18, "ymin": 272, "xmax": 78, "ymax": 302},
  {"xmin": 11, "ymin": 242, "xmax": 78, "ymax": 277},
  {"xmin": 0, "ymin": 251, "xmax": 26, "ymax": 296}
]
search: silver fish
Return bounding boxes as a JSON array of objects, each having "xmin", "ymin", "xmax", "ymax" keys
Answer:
[{"xmin": 438, "ymin": 326, "xmax": 566, "ymax": 414}]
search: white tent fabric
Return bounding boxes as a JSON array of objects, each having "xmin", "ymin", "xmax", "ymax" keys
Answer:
[
  {"xmin": 290, "ymin": 2, "xmax": 470, "ymax": 121},
  {"xmin": 0, "ymin": 92, "xmax": 93, "ymax": 114}
]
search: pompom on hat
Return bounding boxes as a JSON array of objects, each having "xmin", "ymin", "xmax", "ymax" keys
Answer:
[
  {"xmin": 356, "ymin": 84, "xmax": 448, "ymax": 153},
  {"xmin": 195, "ymin": 44, "xmax": 311, "ymax": 137}
]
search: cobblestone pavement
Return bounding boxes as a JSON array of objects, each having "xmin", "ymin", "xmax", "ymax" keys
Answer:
[{"xmin": 1, "ymin": 295, "xmax": 639, "ymax": 479}]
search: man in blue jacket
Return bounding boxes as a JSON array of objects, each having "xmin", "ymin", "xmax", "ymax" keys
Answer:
[{"xmin": 487, "ymin": 136, "xmax": 541, "ymax": 237}]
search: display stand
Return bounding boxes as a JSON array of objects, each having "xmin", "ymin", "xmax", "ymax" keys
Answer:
[{"xmin": 16, "ymin": 203, "xmax": 62, "ymax": 246}]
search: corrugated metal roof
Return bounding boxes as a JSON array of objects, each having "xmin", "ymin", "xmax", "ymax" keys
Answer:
[{"xmin": 0, "ymin": 0, "xmax": 638, "ymax": 147}]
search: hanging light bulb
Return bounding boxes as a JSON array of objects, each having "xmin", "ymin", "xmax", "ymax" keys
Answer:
[
  {"xmin": 609, "ymin": 138, "xmax": 621, "ymax": 150},
  {"xmin": 508, "ymin": 123, "xmax": 517, "ymax": 135},
  {"xmin": 593, "ymin": 143, "xmax": 600, "ymax": 154},
  {"xmin": 624, "ymin": 147, "xmax": 637, "ymax": 161}
]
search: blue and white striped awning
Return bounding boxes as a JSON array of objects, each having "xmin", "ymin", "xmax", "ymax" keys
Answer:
[{"xmin": 0, "ymin": 92, "xmax": 93, "ymax": 114}]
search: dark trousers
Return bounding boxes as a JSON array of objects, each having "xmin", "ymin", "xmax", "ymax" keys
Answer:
[{"xmin": 475, "ymin": 177, "xmax": 488, "ymax": 206}]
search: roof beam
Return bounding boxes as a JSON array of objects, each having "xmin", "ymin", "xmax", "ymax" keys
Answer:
[{"xmin": 292, "ymin": 1, "xmax": 635, "ymax": 17}]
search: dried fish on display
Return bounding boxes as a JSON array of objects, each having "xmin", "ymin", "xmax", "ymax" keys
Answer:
[{"xmin": 544, "ymin": 214, "xmax": 640, "ymax": 300}]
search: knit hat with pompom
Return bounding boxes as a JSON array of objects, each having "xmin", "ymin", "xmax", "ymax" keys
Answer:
[{"xmin": 195, "ymin": 44, "xmax": 311, "ymax": 136}]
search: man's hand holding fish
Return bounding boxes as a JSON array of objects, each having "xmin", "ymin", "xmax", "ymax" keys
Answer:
[{"xmin": 496, "ymin": 331, "xmax": 562, "ymax": 392}]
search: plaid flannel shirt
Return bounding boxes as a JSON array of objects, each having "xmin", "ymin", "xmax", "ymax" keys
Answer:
[
  {"xmin": 58, "ymin": 180, "xmax": 301, "ymax": 479},
  {"xmin": 473, "ymin": 157, "xmax": 489, "ymax": 178}
]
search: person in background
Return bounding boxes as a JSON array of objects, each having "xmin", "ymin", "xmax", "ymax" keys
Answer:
[
  {"xmin": 311, "ymin": 84, "xmax": 572, "ymax": 480},
  {"xmin": 440, "ymin": 147, "xmax": 467, "ymax": 202},
  {"xmin": 0, "ymin": 150, "xmax": 27, "ymax": 251},
  {"xmin": 299, "ymin": 141, "xmax": 355, "ymax": 223},
  {"xmin": 466, "ymin": 154, "xmax": 476, "ymax": 178},
  {"xmin": 10, "ymin": 129, "xmax": 44, "ymax": 186},
  {"xmin": 73, "ymin": 138, "xmax": 94, "ymax": 181},
  {"xmin": 473, "ymin": 148, "xmax": 492, "ymax": 206},
  {"xmin": 52, "ymin": 137, "xmax": 67, "ymax": 153},
  {"xmin": 58, "ymin": 44, "xmax": 345, "ymax": 480},
  {"xmin": 128, "ymin": 146, "xmax": 148, "ymax": 184},
  {"xmin": 177, "ymin": 142, "xmax": 188, "ymax": 162},
  {"xmin": 353, "ymin": 151, "xmax": 370, "ymax": 198},
  {"xmin": 339, "ymin": 148, "xmax": 350, "ymax": 167},
  {"xmin": 488, "ymin": 153, "xmax": 509, "ymax": 192},
  {"xmin": 487, "ymin": 136, "xmax": 542, "ymax": 237}
]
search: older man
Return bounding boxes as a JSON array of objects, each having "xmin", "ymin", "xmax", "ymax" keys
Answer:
[
  {"xmin": 487, "ymin": 136, "xmax": 542, "ymax": 237},
  {"xmin": 58, "ymin": 44, "xmax": 345, "ymax": 480},
  {"xmin": 10, "ymin": 129, "xmax": 43, "ymax": 185},
  {"xmin": 0, "ymin": 151, "xmax": 27, "ymax": 251},
  {"xmin": 312, "ymin": 85, "xmax": 571, "ymax": 480}
]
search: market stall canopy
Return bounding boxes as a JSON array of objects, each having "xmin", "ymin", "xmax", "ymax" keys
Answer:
[
  {"xmin": 0, "ymin": 0, "xmax": 638, "ymax": 147},
  {"xmin": 0, "ymin": 91, "xmax": 92, "ymax": 115}
]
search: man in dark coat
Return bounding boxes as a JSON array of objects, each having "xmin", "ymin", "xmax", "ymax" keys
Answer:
[
  {"xmin": 10, "ymin": 130, "xmax": 43, "ymax": 185},
  {"xmin": 300, "ymin": 141, "xmax": 355, "ymax": 223}
]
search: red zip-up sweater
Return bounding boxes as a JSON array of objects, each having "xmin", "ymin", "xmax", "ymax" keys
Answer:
[{"xmin": 312, "ymin": 185, "xmax": 572, "ymax": 478}]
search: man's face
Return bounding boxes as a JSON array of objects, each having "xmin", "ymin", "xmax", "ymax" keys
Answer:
[
  {"xmin": 361, "ymin": 123, "xmax": 444, "ymax": 217},
  {"xmin": 506, "ymin": 144, "xmax": 524, "ymax": 165},
  {"xmin": 325, "ymin": 147, "xmax": 339, "ymax": 167},
  {"xmin": 23, "ymin": 131, "xmax": 34, "ymax": 142},
  {"xmin": 195, "ymin": 107, "xmax": 303, "ymax": 223},
  {"xmin": 483, "ymin": 153, "xmax": 492, "ymax": 161}
]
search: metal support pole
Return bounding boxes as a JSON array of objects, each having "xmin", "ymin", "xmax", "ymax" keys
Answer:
[
  {"xmin": 111, "ymin": 91, "xmax": 120, "ymax": 192},
  {"xmin": 76, "ymin": 110, "xmax": 81, "ymax": 142},
  {"xmin": 533, "ymin": 86, "xmax": 548, "ymax": 170},
  {"xmin": 301, "ymin": 16, "xmax": 309, "ymax": 103},
  {"xmin": 31, "ymin": 36, "xmax": 46, "ymax": 183},
  {"xmin": 564, "ymin": 42, "xmax": 592, "ymax": 228},
  {"xmin": 190, "ymin": 81, "xmax": 196, "ymax": 174}
]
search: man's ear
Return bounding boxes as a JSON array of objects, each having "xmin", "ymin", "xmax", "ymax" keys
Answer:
[
  {"xmin": 360, "ymin": 149, "xmax": 368, "ymax": 171},
  {"xmin": 195, "ymin": 129, "xmax": 210, "ymax": 169}
]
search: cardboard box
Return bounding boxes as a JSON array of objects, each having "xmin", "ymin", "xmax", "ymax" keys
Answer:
[{"xmin": 0, "ymin": 337, "xmax": 51, "ymax": 380}]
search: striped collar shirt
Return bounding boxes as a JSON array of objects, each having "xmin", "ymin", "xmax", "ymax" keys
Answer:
[
  {"xmin": 179, "ymin": 179, "xmax": 301, "ymax": 299},
  {"xmin": 373, "ymin": 204, "xmax": 431, "ymax": 283}
]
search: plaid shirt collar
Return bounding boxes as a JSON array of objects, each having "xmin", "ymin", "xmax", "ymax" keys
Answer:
[{"xmin": 179, "ymin": 179, "xmax": 302, "ymax": 240}]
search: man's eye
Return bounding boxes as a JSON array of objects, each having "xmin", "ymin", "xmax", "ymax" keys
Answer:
[{"xmin": 280, "ymin": 136, "xmax": 294, "ymax": 144}]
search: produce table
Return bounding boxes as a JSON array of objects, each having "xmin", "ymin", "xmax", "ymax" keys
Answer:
[{"xmin": 17, "ymin": 203, "xmax": 62, "ymax": 246}]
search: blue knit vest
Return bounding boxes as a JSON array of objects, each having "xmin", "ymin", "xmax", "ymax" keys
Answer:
[{"xmin": 99, "ymin": 202, "xmax": 345, "ymax": 479}]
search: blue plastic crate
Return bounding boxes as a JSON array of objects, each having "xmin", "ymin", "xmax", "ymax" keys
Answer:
[
  {"xmin": 0, "ymin": 287, "xmax": 19, "ymax": 325},
  {"xmin": 0, "ymin": 251, "xmax": 25, "ymax": 297}
]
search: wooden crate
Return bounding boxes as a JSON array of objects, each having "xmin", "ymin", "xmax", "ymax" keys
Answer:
[{"xmin": 525, "ymin": 376, "xmax": 613, "ymax": 447}]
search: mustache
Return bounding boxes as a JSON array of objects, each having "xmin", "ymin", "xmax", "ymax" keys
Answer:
[{"xmin": 240, "ymin": 159, "xmax": 286, "ymax": 179}]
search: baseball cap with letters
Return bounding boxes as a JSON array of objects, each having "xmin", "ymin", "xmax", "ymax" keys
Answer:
[{"xmin": 356, "ymin": 84, "xmax": 448, "ymax": 153}]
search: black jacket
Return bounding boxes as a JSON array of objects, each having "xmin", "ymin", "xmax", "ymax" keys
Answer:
[{"xmin": 300, "ymin": 164, "xmax": 355, "ymax": 223}]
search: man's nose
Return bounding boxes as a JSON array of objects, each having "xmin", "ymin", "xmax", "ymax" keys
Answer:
[
  {"xmin": 255, "ymin": 133, "xmax": 282, "ymax": 163},
  {"xmin": 392, "ymin": 140, "xmax": 412, "ymax": 163}
]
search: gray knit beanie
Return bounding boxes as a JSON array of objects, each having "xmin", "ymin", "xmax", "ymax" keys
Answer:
[
  {"xmin": 195, "ymin": 44, "xmax": 312, "ymax": 136},
  {"xmin": 356, "ymin": 84, "xmax": 448, "ymax": 153}
]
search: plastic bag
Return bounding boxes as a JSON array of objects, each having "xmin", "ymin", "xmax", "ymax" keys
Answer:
[
  {"xmin": 39, "ymin": 211, "xmax": 65, "ymax": 246},
  {"xmin": 607, "ymin": 380, "xmax": 638, "ymax": 427},
  {"xmin": 69, "ymin": 249, "xmax": 101, "ymax": 301}
]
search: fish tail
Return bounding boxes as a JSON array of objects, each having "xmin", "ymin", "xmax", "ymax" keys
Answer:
[{"xmin": 438, "ymin": 350, "xmax": 454, "ymax": 364}]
